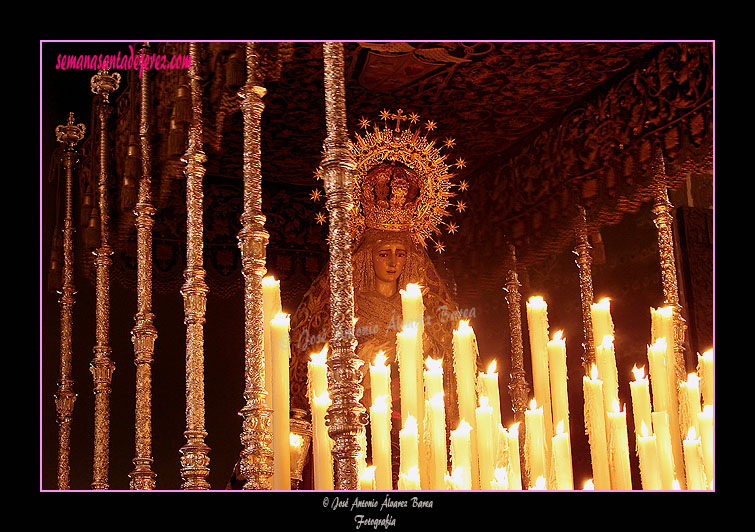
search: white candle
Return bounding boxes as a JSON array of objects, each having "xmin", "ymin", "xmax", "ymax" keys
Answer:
[
  {"xmin": 697, "ymin": 405, "xmax": 713, "ymax": 488},
  {"xmin": 526, "ymin": 297, "xmax": 554, "ymax": 469},
  {"xmin": 551, "ymin": 420, "xmax": 573, "ymax": 490},
  {"xmin": 583, "ymin": 364, "xmax": 611, "ymax": 490},
  {"xmin": 399, "ymin": 415, "xmax": 419, "ymax": 476},
  {"xmin": 359, "ymin": 465, "xmax": 376, "ymax": 491},
  {"xmin": 629, "ymin": 365, "xmax": 653, "ymax": 440},
  {"xmin": 636, "ymin": 421, "xmax": 662, "ymax": 490},
  {"xmin": 308, "ymin": 343, "xmax": 329, "ymax": 401},
  {"xmin": 646, "ymin": 339, "xmax": 671, "ymax": 414},
  {"xmin": 478, "ymin": 360, "xmax": 501, "ymax": 463},
  {"xmin": 397, "ymin": 323, "xmax": 421, "ymax": 426},
  {"xmin": 452, "ymin": 320, "xmax": 480, "ymax": 489},
  {"xmin": 450, "ymin": 419, "xmax": 473, "ymax": 490},
  {"xmin": 270, "ymin": 312, "xmax": 292, "ymax": 490},
  {"xmin": 400, "ymin": 283, "xmax": 424, "ymax": 330},
  {"xmin": 683, "ymin": 426, "xmax": 706, "ymax": 490},
  {"xmin": 595, "ymin": 335, "xmax": 619, "ymax": 410},
  {"xmin": 525, "ymin": 398, "xmax": 547, "ymax": 488},
  {"xmin": 697, "ymin": 349, "xmax": 714, "ymax": 406},
  {"xmin": 506, "ymin": 422, "xmax": 523, "ymax": 490},
  {"xmin": 651, "ymin": 411, "xmax": 676, "ymax": 490},
  {"xmin": 369, "ymin": 350, "xmax": 391, "ymax": 403},
  {"xmin": 311, "ymin": 392, "xmax": 333, "ymax": 490},
  {"xmin": 606, "ymin": 399, "xmax": 632, "ymax": 490},
  {"xmin": 547, "ymin": 331, "xmax": 569, "ymax": 434},
  {"xmin": 370, "ymin": 395, "xmax": 393, "ymax": 491},
  {"xmin": 476, "ymin": 396, "xmax": 495, "ymax": 490},
  {"xmin": 681, "ymin": 372, "xmax": 702, "ymax": 435},
  {"xmin": 262, "ymin": 276, "xmax": 282, "ymax": 408},
  {"xmin": 424, "ymin": 356, "xmax": 444, "ymax": 401},
  {"xmin": 398, "ymin": 466, "xmax": 421, "ymax": 490},
  {"xmin": 650, "ymin": 305, "xmax": 674, "ymax": 346},
  {"xmin": 426, "ymin": 393, "xmax": 447, "ymax": 490},
  {"xmin": 591, "ymin": 297, "xmax": 615, "ymax": 349}
]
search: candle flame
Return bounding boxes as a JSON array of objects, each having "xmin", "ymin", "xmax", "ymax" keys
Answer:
[
  {"xmin": 400, "ymin": 283, "xmax": 423, "ymax": 298},
  {"xmin": 686, "ymin": 426, "xmax": 698, "ymax": 441},
  {"xmin": 478, "ymin": 395, "xmax": 490, "ymax": 408},
  {"xmin": 310, "ymin": 343, "xmax": 329, "ymax": 364},
  {"xmin": 640, "ymin": 421, "xmax": 651, "ymax": 438},
  {"xmin": 312, "ymin": 391, "xmax": 331, "ymax": 407},
  {"xmin": 590, "ymin": 364, "xmax": 599, "ymax": 380},
  {"xmin": 655, "ymin": 305, "xmax": 673, "ymax": 318},
  {"xmin": 632, "ymin": 364, "xmax": 645, "ymax": 381},
  {"xmin": 686, "ymin": 372, "xmax": 700, "ymax": 386},
  {"xmin": 550, "ymin": 330, "xmax": 565, "ymax": 343},
  {"xmin": 353, "ymin": 316, "xmax": 359, "ymax": 326},
  {"xmin": 700, "ymin": 349, "xmax": 713, "ymax": 360},
  {"xmin": 398, "ymin": 322, "xmax": 419, "ymax": 336},
  {"xmin": 406, "ymin": 466, "xmax": 420, "ymax": 481},
  {"xmin": 649, "ymin": 337, "xmax": 668, "ymax": 353},
  {"xmin": 701, "ymin": 404, "xmax": 713, "ymax": 416},
  {"xmin": 555, "ymin": 420, "xmax": 565, "ymax": 435},
  {"xmin": 453, "ymin": 419, "xmax": 473, "ymax": 436},
  {"xmin": 527, "ymin": 295, "xmax": 547, "ymax": 310},
  {"xmin": 371, "ymin": 394, "xmax": 389, "ymax": 410},
  {"xmin": 611, "ymin": 398, "xmax": 621, "ymax": 413},
  {"xmin": 261, "ymin": 275, "xmax": 279, "ymax": 287},
  {"xmin": 372, "ymin": 350, "xmax": 387, "ymax": 367},
  {"xmin": 425, "ymin": 356, "xmax": 443, "ymax": 373},
  {"xmin": 528, "ymin": 398, "xmax": 539, "ymax": 410},
  {"xmin": 583, "ymin": 479, "xmax": 595, "ymax": 490},
  {"xmin": 360, "ymin": 465, "xmax": 376, "ymax": 481},
  {"xmin": 594, "ymin": 297, "xmax": 611, "ymax": 310},
  {"xmin": 531, "ymin": 476, "xmax": 547, "ymax": 490},
  {"xmin": 600, "ymin": 335, "xmax": 614, "ymax": 349},
  {"xmin": 487, "ymin": 359, "xmax": 497, "ymax": 374},
  {"xmin": 428, "ymin": 393, "xmax": 444, "ymax": 408},
  {"xmin": 289, "ymin": 432, "xmax": 303, "ymax": 448},
  {"xmin": 271, "ymin": 312, "xmax": 290, "ymax": 326},
  {"xmin": 672, "ymin": 479, "xmax": 681, "ymax": 490},
  {"xmin": 402, "ymin": 415, "xmax": 418, "ymax": 433},
  {"xmin": 494, "ymin": 467, "xmax": 508, "ymax": 484},
  {"xmin": 508, "ymin": 422, "xmax": 520, "ymax": 436},
  {"xmin": 455, "ymin": 319, "xmax": 473, "ymax": 334}
]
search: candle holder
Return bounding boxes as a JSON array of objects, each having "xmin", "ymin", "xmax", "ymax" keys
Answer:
[
  {"xmin": 289, "ymin": 408, "xmax": 313, "ymax": 489},
  {"xmin": 573, "ymin": 206, "xmax": 597, "ymax": 372},
  {"xmin": 90, "ymin": 68, "xmax": 120, "ymax": 490},
  {"xmin": 54, "ymin": 112, "xmax": 85, "ymax": 490}
]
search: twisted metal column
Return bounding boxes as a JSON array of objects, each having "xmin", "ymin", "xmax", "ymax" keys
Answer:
[
  {"xmin": 129, "ymin": 43, "xmax": 158, "ymax": 490},
  {"xmin": 503, "ymin": 243, "xmax": 530, "ymax": 489},
  {"xmin": 322, "ymin": 42, "xmax": 366, "ymax": 491},
  {"xmin": 573, "ymin": 206, "xmax": 596, "ymax": 371},
  {"xmin": 179, "ymin": 42, "xmax": 211, "ymax": 490},
  {"xmin": 90, "ymin": 69, "xmax": 120, "ymax": 490},
  {"xmin": 237, "ymin": 41, "xmax": 274, "ymax": 490},
  {"xmin": 54, "ymin": 112, "xmax": 85, "ymax": 490}
]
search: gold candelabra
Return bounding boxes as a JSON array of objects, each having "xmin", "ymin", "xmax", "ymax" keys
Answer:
[
  {"xmin": 90, "ymin": 69, "xmax": 120, "ymax": 490},
  {"xmin": 54, "ymin": 112, "xmax": 85, "ymax": 490},
  {"xmin": 179, "ymin": 42, "xmax": 212, "ymax": 489},
  {"xmin": 237, "ymin": 41, "xmax": 275, "ymax": 490},
  {"xmin": 129, "ymin": 43, "xmax": 158, "ymax": 490}
]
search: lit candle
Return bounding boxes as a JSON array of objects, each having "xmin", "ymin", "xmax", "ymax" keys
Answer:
[
  {"xmin": 697, "ymin": 405, "xmax": 713, "ymax": 488},
  {"xmin": 651, "ymin": 411, "xmax": 676, "ymax": 490},
  {"xmin": 583, "ymin": 479, "xmax": 595, "ymax": 490},
  {"xmin": 506, "ymin": 422, "xmax": 522, "ymax": 490},
  {"xmin": 262, "ymin": 276, "xmax": 282, "ymax": 408},
  {"xmin": 697, "ymin": 349, "xmax": 714, "ymax": 406},
  {"xmin": 398, "ymin": 466, "xmax": 421, "ymax": 490},
  {"xmin": 547, "ymin": 331, "xmax": 569, "ymax": 435},
  {"xmin": 369, "ymin": 350, "xmax": 391, "ymax": 404},
  {"xmin": 525, "ymin": 297, "xmax": 553, "ymax": 469},
  {"xmin": 370, "ymin": 395, "xmax": 392, "ymax": 490},
  {"xmin": 289, "ymin": 432, "xmax": 304, "ymax": 480},
  {"xmin": 491, "ymin": 467, "xmax": 508, "ymax": 490},
  {"xmin": 606, "ymin": 399, "xmax": 632, "ymax": 490},
  {"xmin": 311, "ymin": 392, "xmax": 333, "ymax": 490},
  {"xmin": 452, "ymin": 320, "xmax": 480, "ymax": 489},
  {"xmin": 478, "ymin": 360, "xmax": 501, "ymax": 463},
  {"xmin": 399, "ymin": 415, "xmax": 419, "ymax": 476},
  {"xmin": 529, "ymin": 476, "xmax": 547, "ymax": 490},
  {"xmin": 424, "ymin": 356, "xmax": 444, "ymax": 401},
  {"xmin": 397, "ymin": 323, "xmax": 423, "ymax": 427},
  {"xmin": 636, "ymin": 421, "xmax": 662, "ymax": 490},
  {"xmin": 450, "ymin": 419, "xmax": 473, "ymax": 490},
  {"xmin": 400, "ymin": 282, "xmax": 424, "ymax": 330},
  {"xmin": 552, "ymin": 420, "xmax": 573, "ymax": 490},
  {"xmin": 360, "ymin": 465, "xmax": 376, "ymax": 491},
  {"xmin": 525, "ymin": 398, "xmax": 547, "ymax": 488},
  {"xmin": 476, "ymin": 396, "xmax": 495, "ymax": 490},
  {"xmin": 591, "ymin": 297, "xmax": 615, "ymax": 349},
  {"xmin": 270, "ymin": 312, "xmax": 292, "ymax": 490},
  {"xmin": 307, "ymin": 343, "xmax": 329, "ymax": 401},
  {"xmin": 595, "ymin": 335, "xmax": 619, "ymax": 410},
  {"xmin": 583, "ymin": 364, "xmax": 611, "ymax": 490},
  {"xmin": 683, "ymin": 426, "xmax": 706, "ymax": 490},
  {"xmin": 629, "ymin": 365, "xmax": 653, "ymax": 440},
  {"xmin": 426, "ymin": 393, "xmax": 447, "ymax": 490},
  {"xmin": 680, "ymin": 372, "xmax": 702, "ymax": 435},
  {"xmin": 650, "ymin": 305, "xmax": 674, "ymax": 347},
  {"xmin": 646, "ymin": 339, "xmax": 671, "ymax": 414}
]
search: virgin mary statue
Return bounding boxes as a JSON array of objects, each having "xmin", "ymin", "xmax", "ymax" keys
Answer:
[{"xmin": 288, "ymin": 112, "xmax": 475, "ymax": 479}]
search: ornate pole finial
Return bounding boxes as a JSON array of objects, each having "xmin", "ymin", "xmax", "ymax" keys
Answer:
[
  {"xmin": 322, "ymin": 41, "xmax": 366, "ymax": 491},
  {"xmin": 237, "ymin": 41, "xmax": 275, "ymax": 490},
  {"xmin": 179, "ymin": 41, "xmax": 212, "ymax": 490},
  {"xmin": 129, "ymin": 42, "xmax": 158, "ymax": 490},
  {"xmin": 90, "ymin": 68, "xmax": 119, "ymax": 490},
  {"xmin": 54, "ymin": 112, "xmax": 85, "ymax": 490}
]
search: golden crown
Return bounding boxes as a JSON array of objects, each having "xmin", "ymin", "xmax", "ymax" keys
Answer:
[{"xmin": 313, "ymin": 109, "xmax": 469, "ymax": 253}]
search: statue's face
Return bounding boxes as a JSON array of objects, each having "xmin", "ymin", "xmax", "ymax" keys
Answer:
[{"xmin": 371, "ymin": 243, "xmax": 407, "ymax": 285}]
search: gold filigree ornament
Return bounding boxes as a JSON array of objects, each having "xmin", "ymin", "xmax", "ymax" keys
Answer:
[{"xmin": 314, "ymin": 109, "xmax": 469, "ymax": 253}]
